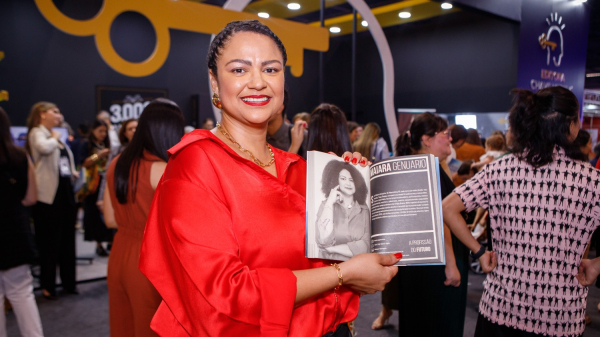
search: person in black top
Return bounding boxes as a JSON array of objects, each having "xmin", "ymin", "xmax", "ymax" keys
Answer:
[{"xmin": 0, "ymin": 106, "xmax": 43, "ymax": 336}]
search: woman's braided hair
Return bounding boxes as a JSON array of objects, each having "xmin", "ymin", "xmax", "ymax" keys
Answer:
[{"xmin": 207, "ymin": 20, "xmax": 287, "ymax": 76}]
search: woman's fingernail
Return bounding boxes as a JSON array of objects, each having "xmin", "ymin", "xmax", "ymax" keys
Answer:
[
  {"xmin": 351, "ymin": 158, "xmax": 358, "ymax": 164},
  {"xmin": 360, "ymin": 158, "xmax": 367, "ymax": 165},
  {"xmin": 303, "ymin": 122, "xmax": 307, "ymax": 128},
  {"xmin": 394, "ymin": 252, "xmax": 403, "ymax": 259},
  {"xmin": 344, "ymin": 156, "xmax": 350, "ymax": 162}
]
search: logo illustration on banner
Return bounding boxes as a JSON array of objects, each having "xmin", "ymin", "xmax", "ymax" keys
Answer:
[
  {"xmin": 34, "ymin": 0, "xmax": 328, "ymax": 77},
  {"xmin": 538, "ymin": 12, "xmax": 565, "ymax": 67}
]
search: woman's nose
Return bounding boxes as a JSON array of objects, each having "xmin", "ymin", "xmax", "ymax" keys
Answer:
[{"xmin": 248, "ymin": 69, "xmax": 267, "ymax": 90}]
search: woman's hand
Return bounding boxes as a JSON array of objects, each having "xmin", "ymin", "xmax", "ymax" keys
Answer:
[
  {"xmin": 288, "ymin": 120, "xmax": 306, "ymax": 154},
  {"xmin": 340, "ymin": 151, "xmax": 370, "ymax": 167},
  {"xmin": 479, "ymin": 251, "xmax": 497, "ymax": 273},
  {"xmin": 51, "ymin": 130, "xmax": 61, "ymax": 139},
  {"xmin": 444, "ymin": 262, "xmax": 461, "ymax": 287},
  {"xmin": 339, "ymin": 253, "xmax": 400, "ymax": 295},
  {"xmin": 325, "ymin": 185, "xmax": 340, "ymax": 207},
  {"xmin": 577, "ymin": 258, "xmax": 600, "ymax": 286},
  {"xmin": 98, "ymin": 148, "xmax": 110, "ymax": 159}
]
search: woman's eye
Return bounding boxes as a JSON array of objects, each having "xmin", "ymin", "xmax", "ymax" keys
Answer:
[
  {"xmin": 232, "ymin": 68, "xmax": 245, "ymax": 74},
  {"xmin": 264, "ymin": 67, "xmax": 279, "ymax": 74}
]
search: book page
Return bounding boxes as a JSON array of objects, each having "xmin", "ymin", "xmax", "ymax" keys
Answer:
[
  {"xmin": 369, "ymin": 155, "xmax": 445, "ymax": 266},
  {"xmin": 306, "ymin": 151, "xmax": 371, "ymax": 260}
]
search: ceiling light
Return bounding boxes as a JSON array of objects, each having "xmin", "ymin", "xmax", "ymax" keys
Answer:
[
  {"xmin": 287, "ymin": 3, "xmax": 301, "ymax": 10},
  {"xmin": 441, "ymin": 2, "xmax": 453, "ymax": 9},
  {"xmin": 361, "ymin": 20, "xmax": 368, "ymax": 27},
  {"xmin": 257, "ymin": 12, "xmax": 269, "ymax": 18},
  {"xmin": 329, "ymin": 27, "xmax": 341, "ymax": 33},
  {"xmin": 398, "ymin": 12, "xmax": 411, "ymax": 18},
  {"xmin": 586, "ymin": 104, "xmax": 598, "ymax": 109},
  {"xmin": 586, "ymin": 73, "xmax": 600, "ymax": 78}
]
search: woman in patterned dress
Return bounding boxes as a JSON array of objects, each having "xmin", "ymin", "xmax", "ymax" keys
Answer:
[{"xmin": 443, "ymin": 86, "xmax": 596, "ymax": 337}]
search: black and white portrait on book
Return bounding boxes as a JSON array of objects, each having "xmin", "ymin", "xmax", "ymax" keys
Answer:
[{"xmin": 306, "ymin": 152, "xmax": 371, "ymax": 261}]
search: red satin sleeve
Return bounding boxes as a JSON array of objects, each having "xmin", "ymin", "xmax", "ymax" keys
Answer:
[{"xmin": 140, "ymin": 147, "xmax": 297, "ymax": 336}]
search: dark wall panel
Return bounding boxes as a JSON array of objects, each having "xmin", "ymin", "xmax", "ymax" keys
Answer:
[
  {"xmin": 0, "ymin": 1, "xmax": 519, "ymax": 147},
  {"xmin": 308, "ymin": 10, "xmax": 520, "ymax": 146},
  {"xmin": 0, "ymin": 0, "xmax": 212, "ymax": 128}
]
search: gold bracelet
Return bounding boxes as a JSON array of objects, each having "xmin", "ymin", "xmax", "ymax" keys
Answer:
[
  {"xmin": 331, "ymin": 263, "xmax": 343, "ymax": 287},
  {"xmin": 90, "ymin": 153, "xmax": 99, "ymax": 162}
]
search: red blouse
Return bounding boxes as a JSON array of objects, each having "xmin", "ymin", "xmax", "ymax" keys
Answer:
[{"xmin": 139, "ymin": 130, "xmax": 359, "ymax": 336}]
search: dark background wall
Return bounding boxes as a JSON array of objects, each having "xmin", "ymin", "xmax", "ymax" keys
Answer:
[
  {"xmin": 0, "ymin": 0, "xmax": 519, "ymax": 146},
  {"xmin": 290, "ymin": 10, "xmax": 520, "ymax": 145}
]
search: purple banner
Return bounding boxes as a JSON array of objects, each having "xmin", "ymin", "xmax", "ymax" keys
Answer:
[{"xmin": 516, "ymin": 0, "xmax": 590, "ymax": 116}]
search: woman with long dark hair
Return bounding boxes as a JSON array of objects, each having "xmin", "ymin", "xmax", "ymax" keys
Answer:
[
  {"xmin": 0, "ymin": 107, "xmax": 43, "ymax": 336},
  {"xmin": 103, "ymin": 99, "xmax": 184, "ymax": 337},
  {"xmin": 444, "ymin": 86, "xmax": 596, "ymax": 336},
  {"xmin": 306, "ymin": 103, "xmax": 353, "ymax": 156},
  {"xmin": 78, "ymin": 119, "xmax": 111, "ymax": 256},
  {"xmin": 373, "ymin": 112, "xmax": 466, "ymax": 335},
  {"xmin": 138, "ymin": 20, "xmax": 399, "ymax": 336}
]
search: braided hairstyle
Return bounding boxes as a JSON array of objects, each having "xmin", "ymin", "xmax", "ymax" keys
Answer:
[
  {"xmin": 207, "ymin": 20, "xmax": 287, "ymax": 77},
  {"xmin": 508, "ymin": 86, "xmax": 585, "ymax": 167}
]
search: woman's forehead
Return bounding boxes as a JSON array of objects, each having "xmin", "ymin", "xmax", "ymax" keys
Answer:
[{"xmin": 219, "ymin": 32, "xmax": 282, "ymax": 62}]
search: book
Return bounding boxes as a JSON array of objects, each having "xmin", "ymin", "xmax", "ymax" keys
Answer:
[{"xmin": 305, "ymin": 151, "xmax": 445, "ymax": 266}]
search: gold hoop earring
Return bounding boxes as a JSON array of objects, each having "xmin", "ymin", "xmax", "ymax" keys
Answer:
[{"xmin": 212, "ymin": 93, "xmax": 222, "ymax": 109}]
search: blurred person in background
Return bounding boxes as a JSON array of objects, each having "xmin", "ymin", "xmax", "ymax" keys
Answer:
[
  {"xmin": 0, "ymin": 107, "xmax": 43, "ymax": 337},
  {"xmin": 347, "ymin": 121, "xmax": 363, "ymax": 144},
  {"xmin": 573, "ymin": 129, "xmax": 592, "ymax": 162},
  {"xmin": 306, "ymin": 103, "xmax": 352, "ymax": 156},
  {"xmin": 201, "ymin": 117, "xmax": 214, "ymax": 130},
  {"xmin": 26, "ymin": 102, "xmax": 78, "ymax": 299},
  {"xmin": 97, "ymin": 110, "xmax": 120, "ymax": 157},
  {"xmin": 470, "ymin": 134, "xmax": 507, "ymax": 170},
  {"xmin": 78, "ymin": 120, "xmax": 111, "ymax": 256},
  {"xmin": 292, "ymin": 112, "xmax": 310, "ymax": 126},
  {"xmin": 590, "ymin": 142, "xmax": 600, "ymax": 167},
  {"xmin": 455, "ymin": 127, "xmax": 485, "ymax": 162},
  {"xmin": 96, "ymin": 118, "xmax": 138, "ymax": 213},
  {"xmin": 266, "ymin": 90, "xmax": 307, "ymax": 157},
  {"xmin": 448, "ymin": 124, "xmax": 468, "ymax": 162},
  {"xmin": 373, "ymin": 112, "xmax": 467, "ymax": 336},
  {"xmin": 103, "ymin": 100, "xmax": 184, "ymax": 337},
  {"xmin": 353, "ymin": 122, "xmax": 389, "ymax": 163}
]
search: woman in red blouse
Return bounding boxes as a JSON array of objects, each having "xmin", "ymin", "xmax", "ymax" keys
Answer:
[{"xmin": 139, "ymin": 20, "xmax": 400, "ymax": 336}]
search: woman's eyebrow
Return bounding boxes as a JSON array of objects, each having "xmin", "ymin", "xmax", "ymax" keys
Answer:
[
  {"xmin": 262, "ymin": 60, "xmax": 282, "ymax": 66},
  {"xmin": 225, "ymin": 59, "xmax": 282, "ymax": 66},
  {"xmin": 225, "ymin": 59, "xmax": 251, "ymax": 66}
]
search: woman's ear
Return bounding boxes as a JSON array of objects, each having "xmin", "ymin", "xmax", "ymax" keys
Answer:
[
  {"xmin": 209, "ymin": 70, "xmax": 219, "ymax": 96},
  {"xmin": 421, "ymin": 134, "xmax": 431, "ymax": 148}
]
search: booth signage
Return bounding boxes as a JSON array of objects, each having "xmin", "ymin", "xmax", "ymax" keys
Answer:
[
  {"xmin": 584, "ymin": 89, "xmax": 600, "ymax": 105},
  {"xmin": 516, "ymin": 0, "xmax": 590, "ymax": 114},
  {"xmin": 96, "ymin": 86, "xmax": 168, "ymax": 126}
]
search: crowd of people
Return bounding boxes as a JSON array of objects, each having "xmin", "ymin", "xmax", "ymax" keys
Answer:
[{"xmin": 2, "ymin": 19, "xmax": 600, "ymax": 337}]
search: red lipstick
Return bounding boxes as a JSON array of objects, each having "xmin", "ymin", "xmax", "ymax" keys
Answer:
[{"xmin": 241, "ymin": 95, "xmax": 271, "ymax": 106}]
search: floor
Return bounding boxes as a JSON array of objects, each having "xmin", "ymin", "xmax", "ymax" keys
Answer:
[{"xmin": 5, "ymin": 233, "xmax": 600, "ymax": 337}]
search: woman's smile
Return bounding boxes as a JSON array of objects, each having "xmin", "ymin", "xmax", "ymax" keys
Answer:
[
  {"xmin": 338, "ymin": 169, "xmax": 356, "ymax": 196},
  {"xmin": 241, "ymin": 95, "xmax": 271, "ymax": 106}
]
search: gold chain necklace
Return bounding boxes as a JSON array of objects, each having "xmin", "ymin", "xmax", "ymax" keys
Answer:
[{"xmin": 217, "ymin": 122, "xmax": 275, "ymax": 167}]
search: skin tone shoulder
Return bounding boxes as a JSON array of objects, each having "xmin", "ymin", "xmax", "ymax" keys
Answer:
[{"xmin": 207, "ymin": 30, "xmax": 400, "ymax": 303}]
